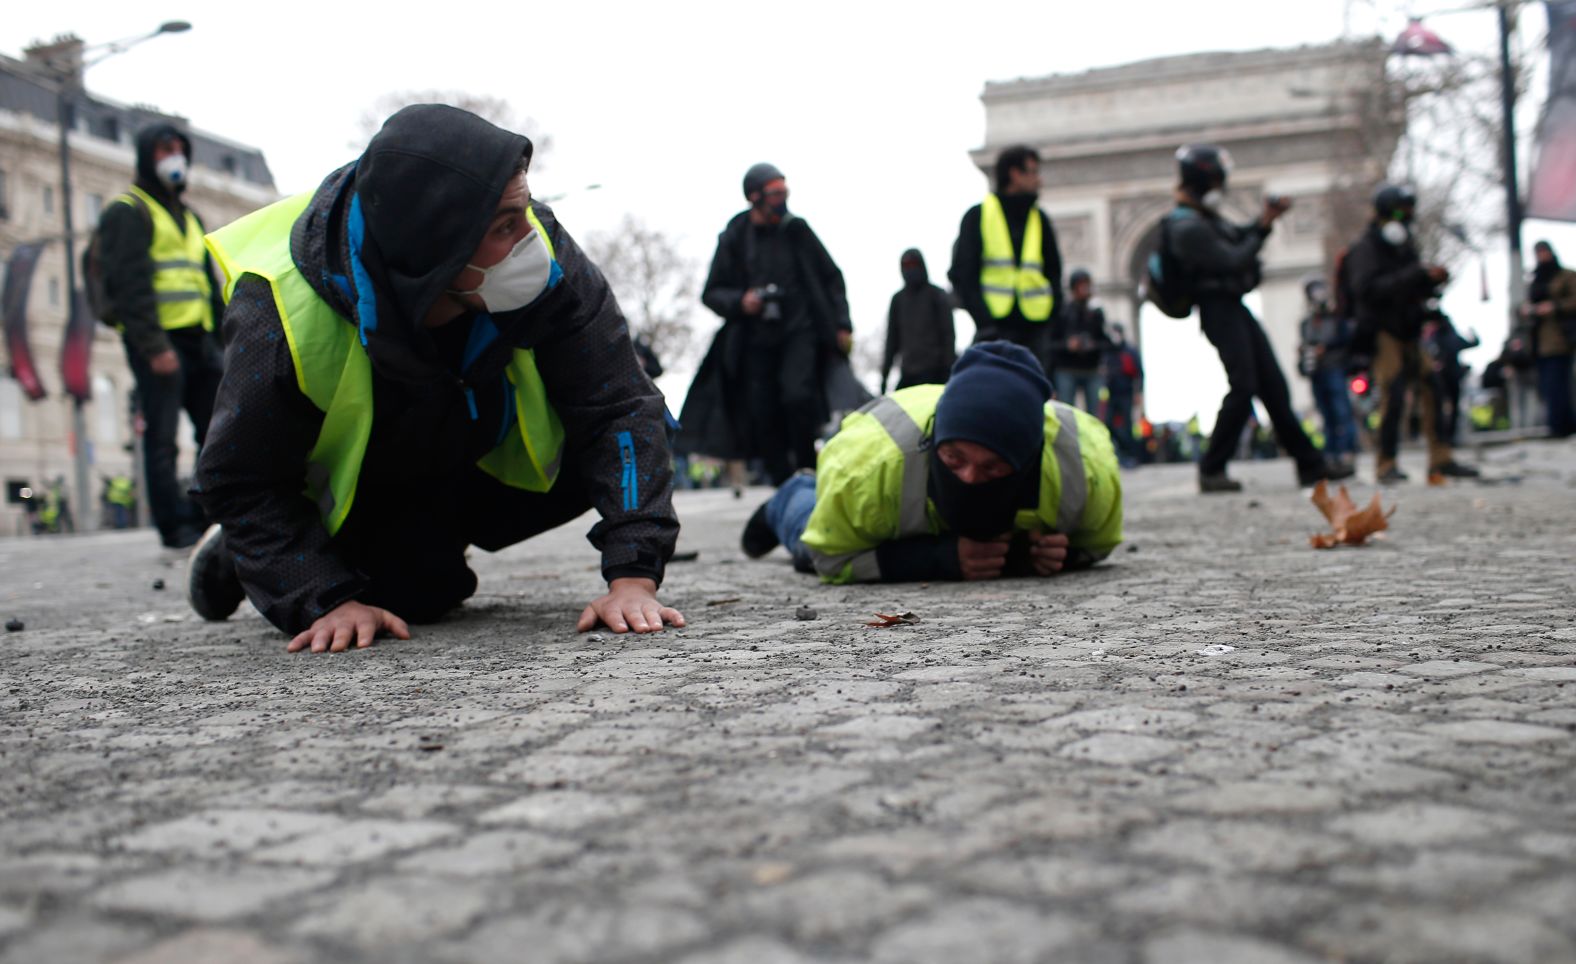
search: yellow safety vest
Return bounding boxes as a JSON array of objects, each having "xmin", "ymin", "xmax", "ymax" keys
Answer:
[
  {"xmin": 206, "ymin": 192, "xmax": 565, "ymax": 536},
  {"xmin": 114, "ymin": 186, "xmax": 214, "ymax": 332},
  {"xmin": 979, "ymin": 193, "xmax": 1054, "ymax": 322},
  {"xmin": 800, "ymin": 385, "xmax": 1122, "ymax": 583}
]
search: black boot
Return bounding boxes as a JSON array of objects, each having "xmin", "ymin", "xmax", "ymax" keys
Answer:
[
  {"xmin": 1199, "ymin": 472, "xmax": 1243, "ymax": 494},
  {"xmin": 187, "ymin": 525, "xmax": 245, "ymax": 621},
  {"xmin": 741, "ymin": 503, "xmax": 780, "ymax": 558}
]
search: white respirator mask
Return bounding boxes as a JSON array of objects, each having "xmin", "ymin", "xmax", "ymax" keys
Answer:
[
  {"xmin": 447, "ymin": 226, "xmax": 558, "ymax": 313},
  {"xmin": 1380, "ymin": 220, "xmax": 1410, "ymax": 246},
  {"xmin": 155, "ymin": 153, "xmax": 188, "ymax": 188}
]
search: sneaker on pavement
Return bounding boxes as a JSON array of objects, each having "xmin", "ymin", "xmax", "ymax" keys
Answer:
[
  {"xmin": 1198, "ymin": 472, "xmax": 1243, "ymax": 494},
  {"xmin": 188, "ymin": 524, "xmax": 245, "ymax": 621},
  {"xmin": 1433, "ymin": 460, "xmax": 1480, "ymax": 478},
  {"xmin": 741, "ymin": 502, "xmax": 780, "ymax": 558},
  {"xmin": 1324, "ymin": 459, "xmax": 1356, "ymax": 481},
  {"xmin": 1378, "ymin": 467, "xmax": 1410, "ymax": 485}
]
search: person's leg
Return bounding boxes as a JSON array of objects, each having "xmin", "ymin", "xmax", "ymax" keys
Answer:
[
  {"xmin": 1053, "ymin": 371, "xmax": 1080, "ymax": 406},
  {"xmin": 124, "ymin": 339, "xmax": 190, "ymax": 546},
  {"xmin": 1413, "ymin": 346, "xmax": 1453, "ymax": 470},
  {"xmin": 762, "ymin": 472, "xmax": 819, "ymax": 570},
  {"xmin": 1245, "ymin": 319, "xmax": 1321, "ymax": 469},
  {"xmin": 1198, "ymin": 303, "xmax": 1258, "ymax": 478},
  {"xmin": 745, "ymin": 344, "xmax": 792, "ymax": 485},
  {"xmin": 175, "ymin": 331, "xmax": 225, "ymax": 531},
  {"xmin": 1324, "ymin": 370, "xmax": 1358, "ymax": 459},
  {"xmin": 1372, "ymin": 332, "xmax": 1406, "ymax": 476},
  {"xmin": 777, "ymin": 328, "xmax": 822, "ymax": 478},
  {"xmin": 1538, "ymin": 356, "xmax": 1576, "ymax": 437}
]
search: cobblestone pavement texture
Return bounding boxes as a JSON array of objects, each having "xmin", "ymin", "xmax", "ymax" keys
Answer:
[{"xmin": 2, "ymin": 442, "xmax": 1575, "ymax": 963}]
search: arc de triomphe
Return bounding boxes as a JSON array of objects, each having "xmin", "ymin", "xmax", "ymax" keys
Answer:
[{"xmin": 971, "ymin": 40, "xmax": 1401, "ymax": 411}]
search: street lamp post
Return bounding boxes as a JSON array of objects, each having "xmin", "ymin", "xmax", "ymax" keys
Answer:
[{"xmin": 49, "ymin": 21, "xmax": 190, "ymax": 529}]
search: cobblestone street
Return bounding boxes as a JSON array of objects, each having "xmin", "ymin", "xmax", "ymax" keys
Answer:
[{"xmin": 2, "ymin": 441, "xmax": 1575, "ymax": 964}]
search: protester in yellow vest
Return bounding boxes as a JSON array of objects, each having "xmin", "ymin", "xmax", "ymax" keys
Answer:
[
  {"xmin": 742, "ymin": 342, "xmax": 1121, "ymax": 583},
  {"xmin": 186, "ymin": 106, "xmax": 682, "ymax": 653},
  {"xmin": 96, "ymin": 124, "xmax": 225, "ymax": 551},
  {"xmin": 948, "ymin": 145, "xmax": 1063, "ymax": 367}
]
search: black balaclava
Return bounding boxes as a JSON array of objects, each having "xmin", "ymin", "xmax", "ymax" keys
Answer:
[
  {"xmin": 900, "ymin": 248, "xmax": 927, "ymax": 289},
  {"xmin": 928, "ymin": 341, "xmax": 1052, "ymax": 539},
  {"xmin": 350, "ymin": 104, "xmax": 532, "ymax": 384}
]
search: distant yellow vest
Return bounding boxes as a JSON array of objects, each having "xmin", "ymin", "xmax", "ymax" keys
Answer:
[
  {"xmin": 979, "ymin": 194, "xmax": 1053, "ymax": 322},
  {"xmin": 117, "ymin": 186, "xmax": 213, "ymax": 331},
  {"xmin": 206, "ymin": 192, "xmax": 565, "ymax": 536}
]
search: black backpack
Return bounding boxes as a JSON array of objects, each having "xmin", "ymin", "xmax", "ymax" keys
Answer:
[
  {"xmin": 82, "ymin": 192, "xmax": 151, "ymax": 326},
  {"xmin": 1143, "ymin": 211, "xmax": 1194, "ymax": 319}
]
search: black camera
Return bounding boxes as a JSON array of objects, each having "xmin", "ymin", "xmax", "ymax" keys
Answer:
[{"xmin": 759, "ymin": 283, "xmax": 784, "ymax": 322}]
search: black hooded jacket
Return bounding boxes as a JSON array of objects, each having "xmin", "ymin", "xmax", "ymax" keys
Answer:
[
  {"xmin": 883, "ymin": 249, "xmax": 955, "ymax": 383},
  {"xmin": 1345, "ymin": 222, "xmax": 1435, "ymax": 340},
  {"xmin": 1167, "ymin": 202, "xmax": 1267, "ymax": 299},
  {"xmin": 97, "ymin": 123, "xmax": 226, "ymax": 359},
  {"xmin": 192, "ymin": 106, "xmax": 677, "ymax": 633}
]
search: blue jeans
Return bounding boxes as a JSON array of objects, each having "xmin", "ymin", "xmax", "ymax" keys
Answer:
[
  {"xmin": 1310, "ymin": 367, "xmax": 1357, "ymax": 457},
  {"xmin": 764, "ymin": 473, "xmax": 819, "ymax": 571},
  {"xmin": 1538, "ymin": 355, "xmax": 1576, "ymax": 437},
  {"xmin": 1055, "ymin": 370, "xmax": 1103, "ymax": 414}
]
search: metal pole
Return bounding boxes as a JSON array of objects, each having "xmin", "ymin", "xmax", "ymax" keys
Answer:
[
  {"xmin": 55, "ymin": 85, "xmax": 92, "ymax": 527},
  {"xmin": 1498, "ymin": 2, "xmax": 1525, "ymax": 314}
]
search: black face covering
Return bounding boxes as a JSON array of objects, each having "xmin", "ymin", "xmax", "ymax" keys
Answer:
[{"xmin": 927, "ymin": 449, "xmax": 1028, "ymax": 540}]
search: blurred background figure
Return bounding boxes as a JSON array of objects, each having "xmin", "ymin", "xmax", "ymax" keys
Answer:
[
  {"xmin": 1521, "ymin": 240, "xmax": 1576, "ymax": 438},
  {"xmin": 1103, "ymin": 323, "xmax": 1144, "ymax": 468},
  {"xmin": 1298, "ymin": 277, "xmax": 1359, "ymax": 476},
  {"xmin": 1049, "ymin": 267, "xmax": 1111, "ymax": 412},
  {"xmin": 881, "ymin": 249, "xmax": 956, "ymax": 393}
]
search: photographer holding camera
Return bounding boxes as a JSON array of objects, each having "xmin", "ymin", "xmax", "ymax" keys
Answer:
[
  {"xmin": 680, "ymin": 163, "xmax": 854, "ymax": 485},
  {"xmin": 1345, "ymin": 184, "xmax": 1478, "ymax": 483},
  {"xmin": 1166, "ymin": 144, "xmax": 1333, "ymax": 493}
]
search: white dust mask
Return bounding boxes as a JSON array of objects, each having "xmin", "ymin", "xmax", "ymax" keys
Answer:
[
  {"xmin": 1380, "ymin": 221, "xmax": 1410, "ymax": 246},
  {"xmin": 1201, "ymin": 188, "xmax": 1225, "ymax": 210},
  {"xmin": 448, "ymin": 226, "xmax": 557, "ymax": 313},
  {"xmin": 155, "ymin": 154, "xmax": 188, "ymax": 189}
]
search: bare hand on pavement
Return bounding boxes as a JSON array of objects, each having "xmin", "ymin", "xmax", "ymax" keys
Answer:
[
  {"xmin": 578, "ymin": 577, "xmax": 685, "ymax": 634},
  {"xmin": 287, "ymin": 600, "xmax": 410, "ymax": 654}
]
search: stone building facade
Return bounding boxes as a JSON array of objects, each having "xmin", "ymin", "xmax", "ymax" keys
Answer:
[
  {"xmin": 972, "ymin": 40, "xmax": 1402, "ymax": 411},
  {"xmin": 0, "ymin": 37, "xmax": 276, "ymax": 536}
]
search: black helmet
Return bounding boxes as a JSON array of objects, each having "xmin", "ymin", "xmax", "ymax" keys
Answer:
[
  {"xmin": 743, "ymin": 162, "xmax": 785, "ymax": 199},
  {"xmin": 1176, "ymin": 144, "xmax": 1232, "ymax": 194},
  {"xmin": 1069, "ymin": 268, "xmax": 1092, "ymax": 287},
  {"xmin": 1373, "ymin": 184, "xmax": 1417, "ymax": 220}
]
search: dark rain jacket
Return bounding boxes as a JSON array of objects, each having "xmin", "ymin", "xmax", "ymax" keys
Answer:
[
  {"xmin": 1345, "ymin": 223, "xmax": 1436, "ymax": 341},
  {"xmin": 677, "ymin": 211, "xmax": 858, "ymax": 459},
  {"xmin": 1167, "ymin": 203, "xmax": 1267, "ymax": 300},
  {"xmin": 192, "ymin": 107, "xmax": 676, "ymax": 633},
  {"xmin": 97, "ymin": 124, "xmax": 226, "ymax": 360},
  {"xmin": 948, "ymin": 194, "xmax": 1065, "ymax": 339},
  {"xmin": 1049, "ymin": 299, "xmax": 1112, "ymax": 372},
  {"xmin": 883, "ymin": 249, "xmax": 955, "ymax": 385}
]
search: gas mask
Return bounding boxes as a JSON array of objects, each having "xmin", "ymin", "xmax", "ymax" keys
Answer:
[
  {"xmin": 155, "ymin": 154, "xmax": 189, "ymax": 189},
  {"xmin": 1380, "ymin": 220, "xmax": 1410, "ymax": 246},
  {"xmin": 447, "ymin": 226, "xmax": 560, "ymax": 313}
]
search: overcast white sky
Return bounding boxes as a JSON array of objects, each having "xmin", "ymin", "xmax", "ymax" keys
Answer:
[{"xmin": 9, "ymin": 0, "xmax": 1574, "ymax": 429}]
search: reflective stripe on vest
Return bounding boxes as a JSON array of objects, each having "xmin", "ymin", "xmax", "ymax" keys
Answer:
[
  {"xmin": 206, "ymin": 193, "xmax": 566, "ymax": 536},
  {"xmin": 1051, "ymin": 405, "xmax": 1086, "ymax": 533},
  {"xmin": 119, "ymin": 186, "xmax": 213, "ymax": 332},
  {"xmin": 979, "ymin": 193, "xmax": 1053, "ymax": 322}
]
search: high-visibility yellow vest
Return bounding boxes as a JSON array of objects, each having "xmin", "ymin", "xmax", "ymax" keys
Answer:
[
  {"xmin": 115, "ymin": 186, "xmax": 214, "ymax": 332},
  {"xmin": 979, "ymin": 193, "xmax": 1054, "ymax": 322},
  {"xmin": 106, "ymin": 476, "xmax": 136, "ymax": 507},
  {"xmin": 206, "ymin": 192, "xmax": 565, "ymax": 536},
  {"xmin": 800, "ymin": 385, "xmax": 1122, "ymax": 584}
]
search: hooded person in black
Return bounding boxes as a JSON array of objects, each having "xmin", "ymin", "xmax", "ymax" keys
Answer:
[
  {"xmin": 188, "ymin": 105, "xmax": 682, "ymax": 652},
  {"xmin": 96, "ymin": 123, "xmax": 226, "ymax": 549},
  {"xmin": 881, "ymin": 248, "xmax": 956, "ymax": 392}
]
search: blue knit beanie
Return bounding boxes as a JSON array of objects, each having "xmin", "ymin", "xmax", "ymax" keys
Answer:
[{"xmin": 933, "ymin": 341, "xmax": 1052, "ymax": 471}]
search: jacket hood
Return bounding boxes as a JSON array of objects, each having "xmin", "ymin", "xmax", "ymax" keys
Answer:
[
  {"xmin": 900, "ymin": 248, "xmax": 929, "ymax": 287},
  {"xmin": 311, "ymin": 104, "xmax": 533, "ymax": 385},
  {"xmin": 135, "ymin": 123, "xmax": 192, "ymax": 194}
]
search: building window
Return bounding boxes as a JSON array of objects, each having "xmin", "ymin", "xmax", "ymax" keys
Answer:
[
  {"xmin": 48, "ymin": 277, "xmax": 60, "ymax": 307},
  {"xmin": 42, "ymin": 184, "xmax": 54, "ymax": 216},
  {"xmin": 0, "ymin": 377, "xmax": 22, "ymax": 440},
  {"xmin": 222, "ymin": 155, "xmax": 237, "ymax": 175},
  {"xmin": 84, "ymin": 193, "xmax": 103, "ymax": 223}
]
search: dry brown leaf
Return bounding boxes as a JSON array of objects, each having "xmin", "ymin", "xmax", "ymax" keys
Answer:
[
  {"xmin": 1310, "ymin": 480, "xmax": 1396, "ymax": 549},
  {"xmin": 866, "ymin": 611, "xmax": 921, "ymax": 627}
]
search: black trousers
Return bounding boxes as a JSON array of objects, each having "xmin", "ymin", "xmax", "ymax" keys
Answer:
[
  {"xmin": 124, "ymin": 328, "xmax": 223, "ymax": 547},
  {"xmin": 1198, "ymin": 298, "xmax": 1321, "ymax": 476},
  {"xmin": 744, "ymin": 324, "xmax": 822, "ymax": 485},
  {"xmin": 333, "ymin": 465, "xmax": 593, "ymax": 623}
]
